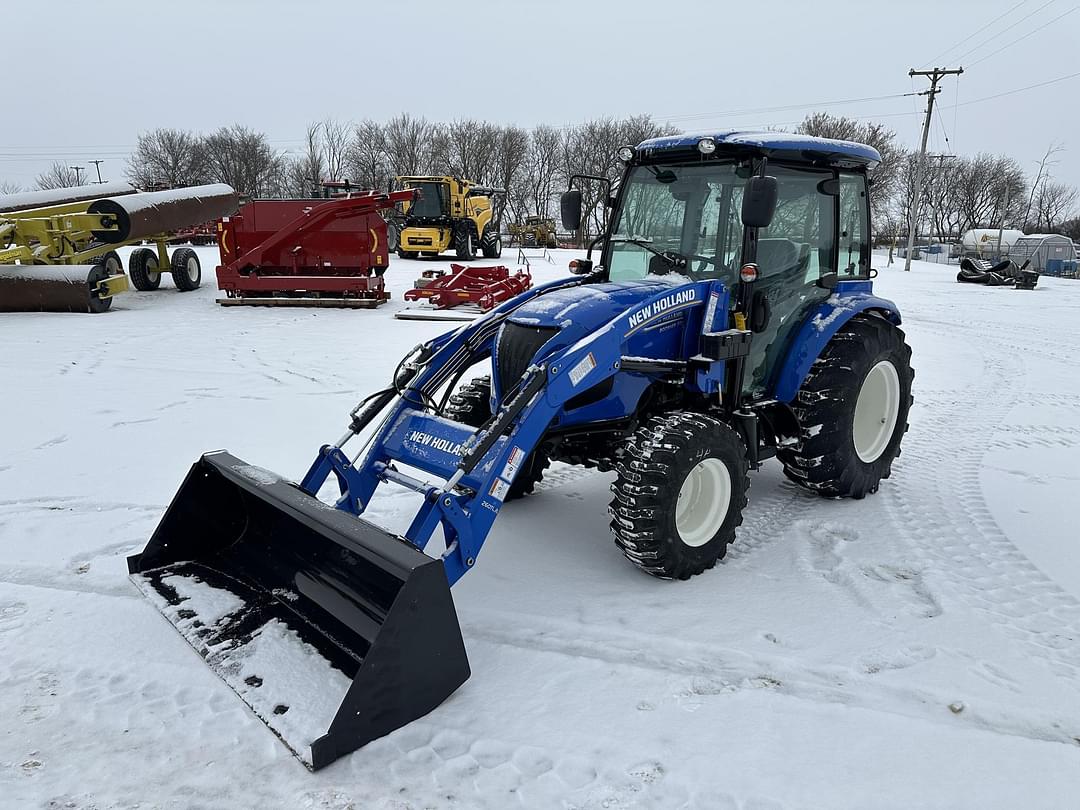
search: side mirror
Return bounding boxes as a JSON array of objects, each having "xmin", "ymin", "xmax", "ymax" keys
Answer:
[
  {"xmin": 560, "ymin": 189, "xmax": 582, "ymax": 231},
  {"xmin": 742, "ymin": 176, "xmax": 778, "ymax": 229}
]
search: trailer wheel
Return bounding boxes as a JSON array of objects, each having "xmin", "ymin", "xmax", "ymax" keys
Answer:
[
  {"xmin": 481, "ymin": 225, "xmax": 502, "ymax": 259},
  {"xmin": 87, "ymin": 263, "xmax": 114, "ymax": 313},
  {"xmin": 778, "ymin": 314, "xmax": 913, "ymax": 499},
  {"xmin": 170, "ymin": 247, "xmax": 201, "ymax": 292},
  {"xmin": 93, "ymin": 250, "xmax": 124, "ymax": 277},
  {"xmin": 127, "ymin": 247, "xmax": 161, "ymax": 291},
  {"xmin": 386, "ymin": 221, "xmax": 400, "ymax": 253},
  {"xmin": 444, "ymin": 375, "xmax": 548, "ymax": 499},
  {"xmin": 610, "ymin": 413, "xmax": 748, "ymax": 580},
  {"xmin": 455, "ymin": 224, "xmax": 475, "ymax": 260}
]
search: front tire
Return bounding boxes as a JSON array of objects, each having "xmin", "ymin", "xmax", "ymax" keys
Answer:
[
  {"xmin": 610, "ymin": 413, "xmax": 749, "ymax": 580},
  {"xmin": 778, "ymin": 314, "xmax": 913, "ymax": 498}
]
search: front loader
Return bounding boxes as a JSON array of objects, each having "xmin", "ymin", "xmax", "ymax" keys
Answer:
[{"xmin": 129, "ymin": 131, "xmax": 914, "ymax": 769}]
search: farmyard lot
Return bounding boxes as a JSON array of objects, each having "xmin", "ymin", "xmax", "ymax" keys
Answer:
[{"xmin": 2, "ymin": 249, "xmax": 1079, "ymax": 809}]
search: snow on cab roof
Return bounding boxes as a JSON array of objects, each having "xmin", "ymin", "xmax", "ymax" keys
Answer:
[{"xmin": 636, "ymin": 130, "xmax": 881, "ymax": 168}]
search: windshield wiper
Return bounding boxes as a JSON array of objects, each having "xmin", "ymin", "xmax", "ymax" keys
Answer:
[{"xmin": 608, "ymin": 237, "xmax": 688, "ymax": 270}]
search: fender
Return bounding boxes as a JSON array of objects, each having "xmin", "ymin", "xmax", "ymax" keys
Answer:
[{"xmin": 771, "ymin": 281, "xmax": 901, "ymax": 404}]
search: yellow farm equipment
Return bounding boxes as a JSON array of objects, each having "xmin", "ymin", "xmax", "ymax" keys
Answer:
[
  {"xmin": 0, "ymin": 183, "xmax": 238, "ymax": 313},
  {"xmin": 509, "ymin": 215, "xmax": 558, "ymax": 249},
  {"xmin": 395, "ymin": 176, "xmax": 505, "ymax": 260}
]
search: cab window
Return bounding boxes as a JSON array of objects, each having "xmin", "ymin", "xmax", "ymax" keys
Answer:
[{"xmin": 838, "ymin": 173, "xmax": 870, "ymax": 277}]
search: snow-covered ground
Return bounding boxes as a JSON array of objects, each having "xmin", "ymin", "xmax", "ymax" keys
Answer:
[{"xmin": 2, "ymin": 248, "xmax": 1079, "ymax": 809}]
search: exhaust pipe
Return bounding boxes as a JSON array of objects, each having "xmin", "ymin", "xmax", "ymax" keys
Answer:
[{"xmin": 127, "ymin": 451, "xmax": 470, "ymax": 770}]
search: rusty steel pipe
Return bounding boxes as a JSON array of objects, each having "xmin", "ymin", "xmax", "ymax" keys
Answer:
[
  {"xmin": 0, "ymin": 182, "xmax": 136, "ymax": 214},
  {"xmin": 0, "ymin": 265, "xmax": 114, "ymax": 313},
  {"xmin": 88, "ymin": 184, "xmax": 238, "ymax": 244}
]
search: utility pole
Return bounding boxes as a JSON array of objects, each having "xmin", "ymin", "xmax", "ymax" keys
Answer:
[
  {"xmin": 924, "ymin": 153, "xmax": 955, "ymax": 262},
  {"xmin": 69, "ymin": 165, "xmax": 85, "ymax": 185},
  {"xmin": 996, "ymin": 183, "xmax": 1011, "ymax": 262},
  {"xmin": 89, "ymin": 159, "xmax": 105, "ymax": 183},
  {"xmin": 904, "ymin": 66, "xmax": 963, "ymax": 271}
]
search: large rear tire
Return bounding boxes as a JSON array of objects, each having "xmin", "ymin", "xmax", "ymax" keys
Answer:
[
  {"xmin": 455, "ymin": 223, "xmax": 475, "ymax": 261},
  {"xmin": 444, "ymin": 375, "xmax": 548, "ymax": 499},
  {"xmin": 610, "ymin": 413, "xmax": 749, "ymax": 580},
  {"xmin": 481, "ymin": 225, "xmax": 502, "ymax": 259},
  {"xmin": 170, "ymin": 247, "xmax": 202, "ymax": 292},
  {"xmin": 127, "ymin": 247, "xmax": 161, "ymax": 291},
  {"xmin": 778, "ymin": 314, "xmax": 913, "ymax": 498}
]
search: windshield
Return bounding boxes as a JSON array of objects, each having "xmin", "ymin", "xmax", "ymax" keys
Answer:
[
  {"xmin": 606, "ymin": 162, "xmax": 746, "ymax": 283},
  {"xmin": 406, "ymin": 182, "xmax": 448, "ymax": 219}
]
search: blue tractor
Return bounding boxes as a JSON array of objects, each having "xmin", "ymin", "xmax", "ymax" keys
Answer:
[{"xmin": 129, "ymin": 131, "xmax": 914, "ymax": 770}]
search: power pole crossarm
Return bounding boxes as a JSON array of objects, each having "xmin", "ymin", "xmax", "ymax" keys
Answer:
[{"xmin": 903, "ymin": 66, "xmax": 964, "ymax": 272}]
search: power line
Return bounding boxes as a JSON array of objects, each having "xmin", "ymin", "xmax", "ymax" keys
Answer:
[
  {"xmin": 952, "ymin": 0, "xmax": 1059, "ymax": 63},
  {"xmin": 955, "ymin": 69, "xmax": 1080, "ymax": 105},
  {"xmin": 655, "ymin": 92, "xmax": 917, "ymax": 124},
  {"xmin": 967, "ymin": 5, "xmax": 1078, "ymax": 67},
  {"xmin": 922, "ymin": 0, "xmax": 1029, "ymax": 66}
]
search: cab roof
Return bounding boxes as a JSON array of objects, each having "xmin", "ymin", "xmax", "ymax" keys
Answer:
[{"xmin": 636, "ymin": 130, "xmax": 881, "ymax": 169}]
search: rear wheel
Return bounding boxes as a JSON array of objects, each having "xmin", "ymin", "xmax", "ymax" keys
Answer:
[
  {"xmin": 127, "ymin": 247, "xmax": 161, "ymax": 291},
  {"xmin": 444, "ymin": 375, "xmax": 548, "ymax": 499},
  {"xmin": 610, "ymin": 413, "xmax": 749, "ymax": 580},
  {"xmin": 170, "ymin": 247, "xmax": 201, "ymax": 292},
  {"xmin": 778, "ymin": 315, "xmax": 913, "ymax": 498},
  {"xmin": 455, "ymin": 223, "xmax": 475, "ymax": 260},
  {"xmin": 481, "ymin": 225, "xmax": 502, "ymax": 259}
]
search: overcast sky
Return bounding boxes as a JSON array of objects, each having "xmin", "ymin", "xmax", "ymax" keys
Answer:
[{"xmin": 3, "ymin": 0, "xmax": 1078, "ymax": 189}]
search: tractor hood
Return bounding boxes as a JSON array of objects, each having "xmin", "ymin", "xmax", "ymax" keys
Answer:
[{"xmin": 508, "ymin": 279, "xmax": 687, "ymax": 338}]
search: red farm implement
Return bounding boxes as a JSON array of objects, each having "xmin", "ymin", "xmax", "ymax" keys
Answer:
[
  {"xmin": 215, "ymin": 189, "xmax": 414, "ymax": 308},
  {"xmin": 397, "ymin": 264, "xmax": 532, "ymax": 321}
]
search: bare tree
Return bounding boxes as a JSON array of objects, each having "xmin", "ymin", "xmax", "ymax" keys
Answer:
[
  {"xmin": 523, "ymin": 124, "xmax": 561, "ymax": 221},
  {"xmin": 202, "ymin": 125, "xmax": 284, "ymax": 197},
  {"xmin": 1022, "ymin": 142, "xmax": 1065, "ymax": 230},
  {"xmin": 489, "ymin": 125, "xmax": 529, "ymax": 224},
  {"xmin": 0, "ymin": 180, "xmax": 22, "ymax": 195},
  {"xmin": 1030, "ymin": 180, "xmax": 1078, "ymax": 233},
  {"xmin": 35, "ymin": 162, "xmax": 84, "ymax": 190},
  {"xmin": 798, "ymin": 113, "xmax": 904, "ymax": 234},
  {"xmin": 383, "ymin": 114, "xmax": 436, "ymax": 178},
  {"xmin": 348, "ymin": 120, "xmax": 391, "ymax": 191},
  {"xmin": 322, "ymin": 118, "xmax": 350, "ymax": 181},
  {"xmin": 127, "ymin": 128, "xmax": 207, "ymax": 189},
  {"xmin": 430, "ymin": 119, "xmax": 498, "ymax": 182}
]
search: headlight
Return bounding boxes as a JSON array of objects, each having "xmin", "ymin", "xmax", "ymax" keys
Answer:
[
  {"xmin": 697, "ymin": 137, "xmax": 717, "ymax": 155},
  {"xmin": 617, "ymin": 145, "xmax": 635, "ymax": 163}
]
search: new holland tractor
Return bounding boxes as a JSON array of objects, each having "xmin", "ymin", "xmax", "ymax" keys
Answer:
[
  {"xmin": 395, "ymin": 175, "xmax": 505, "ymax": 260},
  {"xmin": 129, "ymin": 131, "xmax": 913, "ymax": 770}
]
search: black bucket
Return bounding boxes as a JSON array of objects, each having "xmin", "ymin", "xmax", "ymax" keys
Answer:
[{"xmin": 127, "ymin": 451, "xmax": 470, "ymax": 770}]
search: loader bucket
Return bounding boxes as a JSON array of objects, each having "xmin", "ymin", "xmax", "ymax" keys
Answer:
[{"xmin": 127, "ymin": 451, "xmax": 470, "ymax": 770}]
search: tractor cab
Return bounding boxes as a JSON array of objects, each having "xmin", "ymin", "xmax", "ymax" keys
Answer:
[{"xmin": 561, "ymin": 132, "xmax": 877, "ymax": 396}]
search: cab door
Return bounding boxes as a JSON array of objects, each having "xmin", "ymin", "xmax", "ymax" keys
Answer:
[{"xmin": 742, "ymin": 165, "xmax": 837, "ymax": 397}]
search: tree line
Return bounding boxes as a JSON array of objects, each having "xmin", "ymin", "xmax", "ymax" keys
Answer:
[{"xmin": 16, "ymin": 113, "xmax": 1080, "ymax": 242}]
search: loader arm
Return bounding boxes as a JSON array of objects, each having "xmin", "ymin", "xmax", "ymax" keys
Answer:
[{"xmin": 301, "ymin": 278, "xmax": 721, "ymax": 585}]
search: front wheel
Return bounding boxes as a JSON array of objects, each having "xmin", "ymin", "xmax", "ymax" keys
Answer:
[
  {"xmin": 610, "ymin": 413, "xmax": 749, "ymax": 580},
  {"xmin": 778, "ymin": 314, "xmax": 914, "ymax": 498},
  {"xmin": 481, "ymin": 225, "xmax": 502, "ymax": 259},
  {"xmin": 454, "ymin": 224, "xmax": 475, "ymax": 260}
]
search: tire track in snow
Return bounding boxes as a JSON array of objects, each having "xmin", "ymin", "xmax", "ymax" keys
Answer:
[
  {"xmin": 884, "ymin": 329, "xmax": 1080, "ymax": 681},
  {"xmin": 465, "ymin": 608, "xmax": 1080, "ymax": 749}
]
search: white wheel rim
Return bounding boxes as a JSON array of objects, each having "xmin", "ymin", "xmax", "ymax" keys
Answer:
[
  {"xmin": 147, "ymin": 257, "xmax": 159, "ymax": 280},
  {"xmin": 186, "ymin": 257, "xmax": 199, "ymax": 282},
  {"xmin": 675, "ymin": 457, "xmax": 731, "ymax": 547},
  {"xmin": 853, "ymin": 360, "xmax": 901, "ymax": 463}
]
